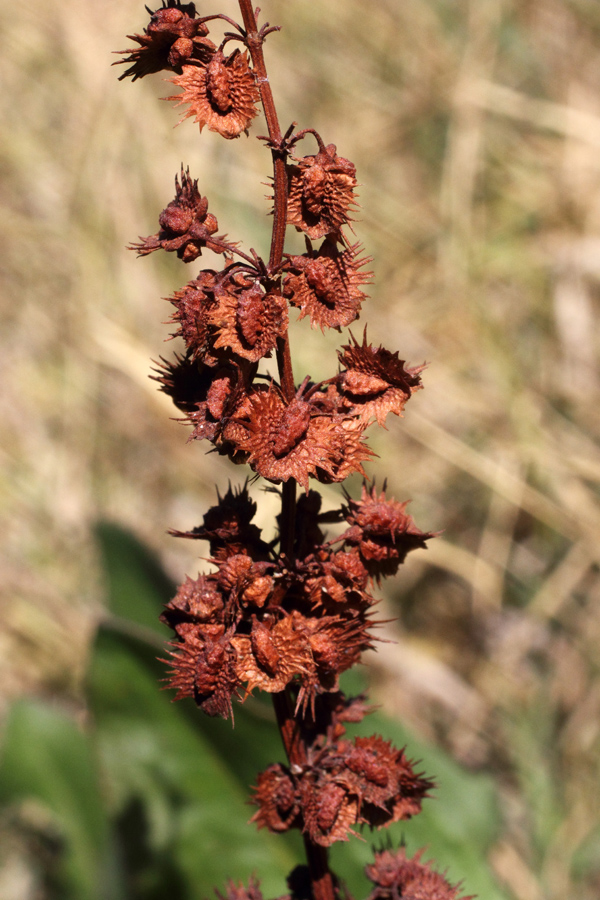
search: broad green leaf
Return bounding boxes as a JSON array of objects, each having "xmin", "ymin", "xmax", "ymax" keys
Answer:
[
  {"xmin": 94, "ymin": 521, "xmax": 175, "ymax": 635},
  {"xmin": 88, "ymin": 626, "xmax": 300, "ymax": 898},
  {"xmin": 0, "ymin": 699, "xmax": 112, "ymax": 900}
]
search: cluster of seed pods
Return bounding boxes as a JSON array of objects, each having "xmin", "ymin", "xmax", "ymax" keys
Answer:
[{"xmin": 116, "ymin": 4, "xmax": 467, "ymax": 899}]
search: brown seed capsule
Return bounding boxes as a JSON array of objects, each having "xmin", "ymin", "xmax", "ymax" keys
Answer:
[
  {"xmin": 131, "ymin": 167, "xmax": 229, "ymax": 261},
  {"xmin": 315, "ymin": 782, "xmax": 346, "ymax": 832},
  {"xmin": 272, "ymin": 400, "xmax": 311, "ymax": 458},
  {"xmin": 250, "ymin": 619, "xmax": 280, "ymax": 677},
  {"xmin": 236, "ymin": 283, "xmax": 265, "ymax": 348},
  {"xmin": 286, "ymin": 143, "xmax": 358, "ymax": 239},
  {"xmin": 168, "ymin": 49, "xmax": 260, "ymax": 139},
  {"xmin": 365, "ymin": 847, "xmax": 469, "ymax": 900},
  {"xmin": 114, "ymin": 3, "xmax": 215, "ymax": 82}
]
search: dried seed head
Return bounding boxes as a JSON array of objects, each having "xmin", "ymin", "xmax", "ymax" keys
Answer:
[
  {"xmin": 300, "ymin": 777, "xmax": 359, "ymax": 846},
  {"xmin": 169, "ymin": 49, "xmax": 260, "ymax": 139},
  {"xmin": 115, "ymin": 2, "xmax": 215, "ymax": 81},
  {"xmin": 131, "ymin": 167, "xmax": 229, "ymax": 261},
  {"xmin": 286, "ymin": 143, "xmax": 358, "ymax": 240},
  {"xmin": 251, "ymin": 764, "xmax": 301, "ymax": 833},
  {"xmin": 231, "ymin": 613, "xmax": 313, "ymax": 695},
  {"xmin": 338, "ymin": 735, "xmax": 434, "ymax": 824},
  {"xmin": 341, "ymin": 483, "xmax": 434, "ymax": 580},
  {"xmin": 307, "ymin": 615, "xmax": 374, "ymax": 687},
  {"xmin": 208, "ymin": 274, "xmax": 288, "ymax": 362},
  {"xmin": 337, "ymin": 331, "xmax": 425, "ymax": 426},
  {"xmin": 365, "ymin": 847, "xmax": 471, "ymax": 900},
  {"xmin": 183, "ymin": 362, "xmax": 246, "ymax": 446},
  {"xmin": 251, "ymin": 731, "xmax": 432, "ymax": 846},
  {"xmin": 151, "ymin": 350, "xmax": 208, "ymax": 414},
  {"xmin": 304, "ymin": 548, "xmax": 370, "ymax": 611},
  {"xmin": 163, "ymin": 630, "xmax": 240, "ymax": 719},
  {"xmin": 167, "ymin": 270, "xmax": 217, "ymax": 358},
  {"xmin": 216, "ymin": 554, "xmax": 274, "ymax": 608},
  {"xmin": 283, "ymin": 240, "xmax": 372, "ymax": 331},
  {"xmin": 215, "ymin": 877, "xmax": 266, "ymax": 900},
  {"xmin": 161, "ymin": 574, "xmax": 224, "ymax": 636},
  {"xmin": 234, "ymin": 386, "xmax": 372, "ymax": 491}
]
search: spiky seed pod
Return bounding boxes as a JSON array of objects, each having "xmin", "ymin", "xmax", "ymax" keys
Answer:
[
  {"xmin": 115, "ymin": 2, "xmax": 215, "ymax": 81},
  {"xmin": 252, "ymin": 734, "xmax": 430, "ymax": 846},
  {"xmin": 337, "ymin": 332, "xmax": 425, "ymax": 426},
  {"xmin": 283, "ymin": 239, "xmax": 372, "ymax": 331},
  {"xmin": 299, "ymin": 774, "xmax": 360, "ymax": 846},
  {"xmin": 251, "ymin": 764, "xmax": 360, "ymax": 845},
  {"xmin": 216, "ymin": 553, "xmax": 275, "ymax": 609},
  {"xmin": 304, "ymin": 549, "xmax": 370, "ymax": 611},
  {"xmin": 365, "ymin": 848, "xmax": 471, "ymax": 900},
  {"xmin": 286, "ymin": 143, "xmax": 358, "ymax": 240},
  {"xmin": 167, "ymin": 270, "xmax": 217, "ymax": 359},
  {"xmin": 234, "ymin": 386, "xmax": 372, "ymax": 492},
  {"xmin": 251, "ymin": 764, "xmax": 301, "ymax": 833},
  {"xmin": 163, "ymin": 628, "xmax": 240, "ymax": 718},
  {"xmin": 169, "ymin": 482, "xmax": 272, "ymax": 561},
  {"xmin": 181, "ymin": 361, "xmax": 250, "ymax": 449},
  {"xmin": 160, "ymin": 574, "xmax": 225, "ymax": 637},
  {"xmin": 169, "ymin": 49, "xmax": 260, "ymax": 139},
  {"xmin": 153, "ymin": 354, "xmax": 244, "ymax": 446},
  {"xmin": 335, "ymin": 735, "xmax": 434, "ymax": 826},
  {"xmin": 208, "ymin": 273, "xmax": 288, "ymax": 362},
  {"xmin": 341, "ymin": 483, "xmax": 434, "ymax": 580},
  {"xmin": 231, "ymin": 613, "xmax": 314, "ymax": 695},
  {"xmin": 305, "ymin": 614, "xmax": 374, "ymax": 691},
  {"xmin": 153, "ymin": 354, "xmax": 252, "ymax": 452},
  {"xmin": 151, "ymin": 350, "xmax": 208, "ymax": 414},
  {"xmin": 131, "ymin": 167, "xmax": 228, "ymax": 261},
  {"xmin": 216, "ymin": 382, "xmax": 269, "ymax": 464},
  {"xmin": 215, "ymin": 877, "xmax": 267, "ymax": 900},
  {"xmin": 313, "ymin": 415, "xmax": 375, "ymax": 487}
]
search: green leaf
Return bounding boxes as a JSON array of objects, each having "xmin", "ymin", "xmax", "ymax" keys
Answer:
[
  {"xmin": 0, "ymin": 699, "xmax": 112, "ymax": 900},
  {"xmin": 94, "ymin": 521, "xmax": 175, "ymax": 635},
  {"xmin": 88, "ymin": 625, "xmax": 300, "ymax": 898}
]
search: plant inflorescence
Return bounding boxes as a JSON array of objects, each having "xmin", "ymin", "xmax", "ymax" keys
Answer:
[{"xmin": 116, "ymin": 4, "xmax": 469, "ymax": 899}]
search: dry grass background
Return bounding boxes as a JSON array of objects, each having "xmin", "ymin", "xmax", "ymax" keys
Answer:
[{"xmin": 2, "ymin": 0, "xmax": 600, "ymax": 898}]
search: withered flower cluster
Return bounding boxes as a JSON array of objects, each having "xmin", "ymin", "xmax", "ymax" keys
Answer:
[{"xmin": 116, "ymin": 4, "xmax": 468, "ymax": 900}]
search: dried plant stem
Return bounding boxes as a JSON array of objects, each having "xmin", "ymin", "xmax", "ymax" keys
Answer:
[
  {"xmin": 238, "ymin": 0, "xmax": 287, "ymax": 269},
  {"xmin": 237, "ymin": 1, "xmax": 294, "ymax": 400},
  {"xmin": 238, "ymin": 4, "xmax": 332, "ymax": 898}
]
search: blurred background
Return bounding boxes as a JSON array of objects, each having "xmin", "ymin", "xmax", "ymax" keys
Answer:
[{"xmin": 1, "ymin": 1, "xmax": 600, "ymax": 898}]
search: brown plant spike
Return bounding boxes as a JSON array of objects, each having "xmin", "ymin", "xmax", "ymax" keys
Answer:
[{"xmin": 116, "ymin": 4, "xmax": 474, "ymax": 900}]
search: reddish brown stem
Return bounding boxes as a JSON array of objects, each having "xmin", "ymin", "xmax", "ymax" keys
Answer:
[
  {"xmin": 271, "ymin": 688, "xmax": 305, "ymax": 767},
  {"xmin": 239, "ymin": 2, "xmax": 294, "ymax": 409},
  {"xmin": 237, "ymin": 0, "xmax": 287, "ymax": 270},
  {"xmin": 303, "ymin": 839, "xmax": 337, "ymax": 900},
  {"xmin": 237, "ymin": 5, "xmax": 335, "ymax": 899}
]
